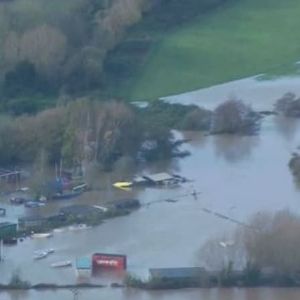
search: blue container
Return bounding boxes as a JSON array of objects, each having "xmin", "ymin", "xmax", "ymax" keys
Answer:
[{"xmin": 76, "ymin": 257, "xmax": 91, "ymax": 270}]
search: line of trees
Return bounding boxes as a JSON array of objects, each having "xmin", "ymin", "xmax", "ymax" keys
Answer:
[
  {"xmin": 0, "ymin": 99, "xmax": 182, "ymax": 170},
  {"xmin": 0, "ymin": 98, "xmax": 261, "ymax": 170},
  {"xmin": 0, "ymin": 0, "xmax": 231, "ymax": 114},
  {"xmin": 0, "ymin": 0, "xmax": 152, "ymax": 113},
  {"xmin": 200, "ymin": 210, "xmax": 300, "ymax": 284}
]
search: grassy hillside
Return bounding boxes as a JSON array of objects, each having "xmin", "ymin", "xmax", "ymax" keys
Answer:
[{"xmin": 116, "ymin": 0, "xmax": 300, "ymax": 100}]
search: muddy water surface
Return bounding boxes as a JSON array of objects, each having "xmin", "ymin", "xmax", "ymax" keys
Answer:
[{"xmin": 2, "ymin": 77, "xmax": 300, "ymax": 299}]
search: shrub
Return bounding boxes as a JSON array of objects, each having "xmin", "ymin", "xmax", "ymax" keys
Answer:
[{"xmin": 275, "ymin": 93, "xmax": 300, "ymax": 117}]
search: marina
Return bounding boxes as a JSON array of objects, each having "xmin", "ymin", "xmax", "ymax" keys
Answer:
[{"xmin": 1, "ymin": 78, "xmax": 300, "ymax": 298}]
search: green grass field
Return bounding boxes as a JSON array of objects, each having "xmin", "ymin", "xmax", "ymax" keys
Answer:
[{"xmin": 122, "ymin": 0, "xmax": 300, "ymax": 100}]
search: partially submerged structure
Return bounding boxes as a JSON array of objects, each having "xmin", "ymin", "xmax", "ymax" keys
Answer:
[
  {"xmin": 0, "ymin": 222, "xmax": 17, "ymax": 239},
  {"xmin": 92, "ymin": 253, "xmax": 127, "ymax": 272},
  {"xmin": 0, "ymin": 169, "xmax": 21, "ymax": 183},
  {"xmin": 143, "ymin": 173, "xmax": 176, "ymax": 185},
  {"xmin": 76, "ymin": 256, "xmax": 92, "ymax": 278},
  {"xmin": 113, "ymin": 173, "xmax": 187, "ymax": 189},
  {"xmin": 149, "ymin": 267, "xmax": 207, "ymax": 281},
  {"xmin": 149, "ymin": 267, "xmax": 208, "ymax": 287}
]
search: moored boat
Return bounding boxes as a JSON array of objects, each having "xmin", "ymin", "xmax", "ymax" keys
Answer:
[
  {"xmin": 68, "ymin": 224, "xmax": 90, "ymax": 231},
  {"xmin": 24, "ymin": 201, "xmax": 45, "ymax": 208},
  {"xmin": 34, "ymin": 251, "xmax": 48, "ymax": 260},
  {"xmin": 34, "ymin": 248, "xmax": 55, "ymax": 255},
  {"xmin": 51, "ymin": 260, "xmax": 72, "ymax": 268},
  {"xmin": 113, "ymin": 182, "xmax": 132, "ymax": 189},
  {"xmin": 31, "ymin": 232, "xmax": 53, "ymax": 239},
  {"xmin": 52, "ymin": 191, "xmax": 81, "ymax": 200}
]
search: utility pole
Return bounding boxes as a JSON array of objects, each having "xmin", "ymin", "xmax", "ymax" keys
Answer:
[
  {"xmin": 69, "ymin": 288, "xmax": 80, "ymax": 300},
  {"xmin": 191, "ymin": 188, "xmax": 199, "ymax": 200},
  {"xmin": 0, "ymin": 239, "xmax": 3, "ymax": 262}
]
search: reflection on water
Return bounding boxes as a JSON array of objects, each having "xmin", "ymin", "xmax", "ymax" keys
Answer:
[
  {"xmin": 182, "ymin": 131, "xmax": 208, "ymax": 148},
  {"xmin": 213, "ymin": 134, "xmax": 259, "ymax": 163},
  {"xmin": 4, "ymin": 288, "xmax": 300, "ymax": 300},
  {"xmin": 274, "ymin": 116, "xmax": 300, "ymax": 141}
]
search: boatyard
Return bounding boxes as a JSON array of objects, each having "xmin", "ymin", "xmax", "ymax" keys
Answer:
[{"xmin": 0, "ymin": 104, "xmax": 300, "ymax": 299}]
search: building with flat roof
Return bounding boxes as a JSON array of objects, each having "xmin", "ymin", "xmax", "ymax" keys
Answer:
[{"xmin": 0, "ymin": 222, "xmax": 17, "ymax": 239}]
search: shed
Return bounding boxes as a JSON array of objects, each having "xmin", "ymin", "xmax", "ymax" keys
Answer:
[
  {"xmin": 0, "ymin": 169, "xmax": 21, "ymax": 182},
  {"xmin": 0, "ymin": 222, "xmax": 17, "ymax": 239},
  {"xmin": 76, "ymin": 256, "xmax": 92, "ymax": 278},
  {"xmin": 76, "ymin": 257, "xmax": 92, "ymax": 270},
  {"xmin": 149, "ymin": 267, "xmax": 207, "ymax": 281},
  {"xmin": 132, "ymin": 176, "xmax": 148, "ymax": 186},
  {"xmin": 92, "ymin": 253, "xmax": 127, "ymax": 271},
  {"xmin": 144, "ymin": 173, "xmax": 174, "ymax": 184}
]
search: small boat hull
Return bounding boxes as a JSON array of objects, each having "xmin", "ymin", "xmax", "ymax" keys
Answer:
[
  {"xmin": 34, "ymin": 252, "xmax": 48, "ymax": 260},
  {"xmin": 51, "ymin": 261, "xmax": 72, "ymax": 268},
  {"xmin": 32, "ymin": 233, "xmax": 53, "ymax": 239},
  {"xmin": 113, "ymin": 182, "xmax": 132, "ymax": 189}
]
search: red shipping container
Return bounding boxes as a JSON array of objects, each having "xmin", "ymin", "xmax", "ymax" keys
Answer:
[{"xmin": 92, "ymin": 253, "xmax": 127, "ymax": 271}]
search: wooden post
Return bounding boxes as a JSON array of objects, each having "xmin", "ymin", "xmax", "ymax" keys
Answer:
[{"xmin": 0, "ymin": 239, "xmax": 3, "ymax": 262}]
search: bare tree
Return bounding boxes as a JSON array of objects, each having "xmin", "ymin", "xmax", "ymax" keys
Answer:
[
  {"xmin": 239, "ymin": 210, "xmax": 300, "ymax": 274},
  {"xmin": 211, "ymin": 99, "xmax": 260, "ymax": 135},
  {"xmin": 3, "ymin": 31, "xmax": 20, "ymax": 67},
  {"xmin": 275, "ymin": 92, "xmax": 300, "ymax": 117},
  {"xmin": 19, "ymin": 24, "xmax": 67, "ymax": 75}
]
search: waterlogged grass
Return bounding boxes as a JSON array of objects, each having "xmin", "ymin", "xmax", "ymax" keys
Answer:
[{"xmin": 124, "ymin": 0, "xmax": 300, "ymax": 100}]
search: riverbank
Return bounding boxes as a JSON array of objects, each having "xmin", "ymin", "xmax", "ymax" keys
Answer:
[
  {"xmin": 110, "ymin": 0, "xmax": 300, "ymax": 100},
  {"xmin": 3, "ymin": 271, "xmax": 300, "ymax": 292},
  {"xmin": 0, "ymin": 282, "xmax": 106, "ymax": 291}
]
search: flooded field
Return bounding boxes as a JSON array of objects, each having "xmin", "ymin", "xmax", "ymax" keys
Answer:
[
  {"xmin": 163, "ymin": 76, "xmax": 300, "ymax": 111},
  {"xmin": 2, "ymin": 77, "xmax": 300, "ymax": 299}
]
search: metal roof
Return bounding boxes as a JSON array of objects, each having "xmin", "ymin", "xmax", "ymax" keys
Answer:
[
  {"xmin": 133, "ymin": 176, "xmax": 148, "ymax": 183},
  {"xmin": 144, "ymin": 173, "xmax": 174, "ymax": 182},
  {"xmin": 0, "ymin": 222, "xmax": 13, "ymax": 227},
  {"xmin": 76, "ymin": 257, "xmax": 91, "ymax": 270},
  {"xmin": 149, "ymin": 268, "xmax": 206, "ymax": 279}
]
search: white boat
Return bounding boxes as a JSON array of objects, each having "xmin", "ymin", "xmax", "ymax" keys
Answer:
[
  {"xmin": 34, "ymin": 251, "xmax": 48, "ymax": 260},
  {"xmin": 51, "ymin": 260, "xmax": 72, "ymax": 268},
  {"xmin": 31, "ymin": 233, "xmax": 53, "ymax": 239},
  {"xmin": 34, "ymin": 248, "xmax": 55, "ymax": 255}
]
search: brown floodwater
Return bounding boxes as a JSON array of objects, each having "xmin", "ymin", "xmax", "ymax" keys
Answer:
[
  {"xmin": 3, "ymin": 288, "xmax": 300, "ymax": 300},
  {"xmin": 2, "ymin": 77, "xmax": 300, "ymax": 299}
]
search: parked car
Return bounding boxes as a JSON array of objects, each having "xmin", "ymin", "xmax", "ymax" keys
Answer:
[{"xmin": 10, "ymin": 197, "xmax": 26, "ymax": 205}]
